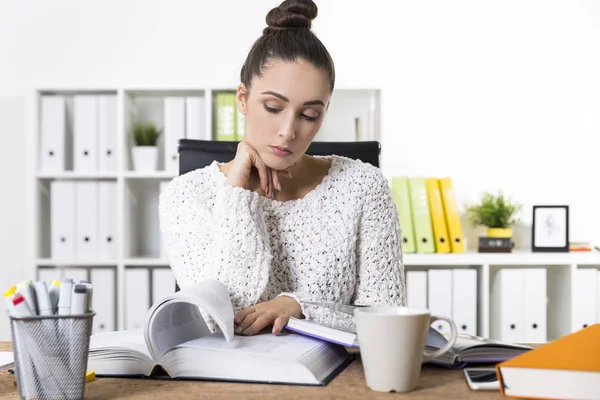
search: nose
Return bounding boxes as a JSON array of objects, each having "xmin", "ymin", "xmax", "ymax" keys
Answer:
[{"xmin": 278, "ymin": 112, "xmax": 296, "ymax": 141}]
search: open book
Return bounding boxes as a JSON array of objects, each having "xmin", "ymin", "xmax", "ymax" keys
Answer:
[
  {"xmin": 285, "ymin": 317, "xmax": 532, "ymax": 369},
  {"xmin": 87, "ymin": 279, "xmax": 353, "ymax": 385}
]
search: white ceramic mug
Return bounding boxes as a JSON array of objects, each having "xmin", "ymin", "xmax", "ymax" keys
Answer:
[{"xmin": 354, "ymin": 306, "xmax": 458, "ymax": 393}]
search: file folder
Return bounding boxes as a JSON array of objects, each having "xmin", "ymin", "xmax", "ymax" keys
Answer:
[
  {"xmin": 152, "ymin": 268, "xmax": 175, "ymax": 306},
  {"xmin": 523, "ymin": 268, "xmax": 547, "ymax": 343},
  {"xmin": 427, "ymin": 269, "xmax": 453, "ymax": 334},
  {"xmin": 425, "ymin": 178, "xmax": 450, "ymax": 253},
  {"xmin": 73, "ymin": 95, "xmax": 99, "ymax": 172},
  {"xmin": 573, "ymin": 268, "xmax": 597, "ymax": 332},
  {"xmin": 185, "ymin": 96, "xmax": 206, "ymax": 140},
  {"xmin": 90, "ymin": 268, "xmax": 116, "ymax": 333},
  {"xmin": 452, "ymin": 269, "xmax": 477, "ymax": 335},
  {"xmin": 391, "ymin": 177, "xmax": 416, "ymax": 253},
  {"xmin": 491, "ymin": 269, "xmax": 525, "ymax": 343},
  {"xmin": 164, "ymin": 97, "xmax": 186, "ymax": 173},
  {"xmin": 63, "ymin": 267, "xmax": 89, "ymax": 283},
  {"xmin": 37, "ymin": 268, "xmax": 61, "ymax": 285},
  {"xmin": 75, "ymin": 182, "xmax": 99, "ymax": 259},
  {"xmin": 215, "ymin": 93, "xmax": 236, "ymax": 141},
  {"xmin": 98, "ymin": 182, "xmax": 118, "ymax": 261},
  {"xmin": 406, "ymin": 270, "xmax": 427, "ymax": 308},
  {"xmin": 597, "ymin": 271, "xmax": 600, "ymax": 324},
  {"xmin": 125, "ymin": 268, "xmax": 150, "ymax": 330},
  {"xmin": 51, "ymin": 181, "xmax": 76, "ymax": 260},
  {"xmin": 408, "ymin": 178, "xmax": 435, "ymax": 253},
  {"xmin": 438, "ymin": 178, "xmax": 465, "ymax": 253},
  {"xmin": 98, "ymin": 95, "xmax": 118, "ymax": 172},
  {"xmin": 40, "ymin": 96, "xmax": 67, "ymax": 172}
]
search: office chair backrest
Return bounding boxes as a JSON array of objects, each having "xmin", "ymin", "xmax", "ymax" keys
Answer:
[
  {"xmin": 173, "ymin": 139, "xmax": 380, "ymax": 292},
  {"xmin": 178, "ymin": 139, "xmax": 380, "ymax": 176}
]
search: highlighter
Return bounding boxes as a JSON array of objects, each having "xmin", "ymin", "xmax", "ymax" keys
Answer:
[
  {"xmin": 34, "ymin": 281, "xmax": 53, "ymax": 316},
  {"xmin": 48, "ymin": 280, "xmax": 61, "ymax": 314},
  {"xmin": 3, "ymin": 286, "xmax": 17, "ymax": 309},
  {"xmin": 79, "ymin": 281, "xmax": 93, "ymax": 312},
  {"xmin": 16, "ymin": 281, "xmax": 38, "ymax": 316},
  {"xmin": 58, "ymin": 278, "xmax": 73, "ymax": 316},
  {"xmin": 71, "ymin": 284, "xmax": 88, "ymax": 315},
  {"xmin": 11, "ymin": 294, "xmax": 33, "ymax": 318}
]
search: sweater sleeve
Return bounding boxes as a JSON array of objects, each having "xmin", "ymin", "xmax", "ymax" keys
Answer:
[{"xmin": 158, "ymin": 172, "xmax": 272, "ymax": 312}]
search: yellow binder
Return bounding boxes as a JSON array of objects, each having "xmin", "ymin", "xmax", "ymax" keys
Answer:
[
  {"xmin": 425, "ymin": 178, "xmax": 451, "ymax": 253},
  {"xmin": 408, "ymin": 177, "xmax": 436, "ymax": 253},
  {"xmin": 391, "ymin": 177, "xmax": 416, "ymax": 253},
  {"xmin": 438, "ymin": 177, "xmax": 465, "ymax": 253}
]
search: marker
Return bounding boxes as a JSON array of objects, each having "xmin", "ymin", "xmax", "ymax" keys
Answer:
[
  {"xmin": 3, "ymin": 286, "xmax": 16, "ymax": 309},
  {"xmin": 79, "ymin": 280, "xmax": 93, "ymax": 312},
  {"xmin": 34, "ymin": 281, "xmax": 53, "ymax": 316},
  {"xmin": 48, "ymin": 280, "xmax": 61, "ymax": 314},
  {"xmin": 71, "ymin": 284, "xmax": 88, "ymax": 315},
  {"xmin": 11, "ymin": 294, "xmax": 33, "ymax": 317},
  {"xmin": 58, "ymin": 278, "xmax": 73, "ymax": 316},
  {"xmin": 16, "ymin": 281, "xmax": 38, "ymax": 316}
]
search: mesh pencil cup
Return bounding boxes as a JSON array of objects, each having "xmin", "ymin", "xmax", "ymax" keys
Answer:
[{"xmin": 9, "ymin": 312, "xmax": 95, "ymax": 400}]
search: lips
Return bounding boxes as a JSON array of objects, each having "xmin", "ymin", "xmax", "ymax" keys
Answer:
[{"xmin": 270, "ymin": 146, "xmax": 293, "ymax": 157}]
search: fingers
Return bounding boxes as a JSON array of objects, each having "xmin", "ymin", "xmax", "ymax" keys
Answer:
[
  {"xmin": 254, "ymin": 158, "xmax": 269, "ymax": 194},
  {"xmin": 272, "ymin": 315, "xmax": 290, "ymax": 335},
  {"xmin": 266, "ymin": 168, "xmax": 272, "ymax": 198},
  {"xmin": 234, "ymin": 306, "xmax": 255, "ymax": 326},
  {"xmin": 243, "ymin": 312, "xmax": 278, "ymax": 336},
  {"xmin": 272, "ymin": 169, "xmax": 281, "ymax": 193}
]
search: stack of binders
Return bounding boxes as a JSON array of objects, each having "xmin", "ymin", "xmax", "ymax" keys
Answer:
[{"xmin": 391, "ymin": 177, "xmax": 465, "ymax": 254}]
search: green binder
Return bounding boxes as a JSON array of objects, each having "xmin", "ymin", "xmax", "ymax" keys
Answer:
[
  {"xmin": 391, "ymin": 177, "xmax": 416, "ymax": 253},
  {"xmin": 215, "ymin": 92, "xmax": 236, "ymax": 141},
  {"xmin": 408, "ymin": 177, "xmax": 436, "ymax": 253}
]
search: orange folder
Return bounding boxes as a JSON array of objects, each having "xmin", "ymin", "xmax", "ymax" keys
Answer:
[
  {"xmin": 425, "ymin": 178, "xmax": 450, "ymax": 253},
  {"xmin": 438, "ymin": 178, "xmax": 465, "ymax": 253},
  {"xmin": 496, "ymin": 324, "xmax": 600, "ymax": 399}
]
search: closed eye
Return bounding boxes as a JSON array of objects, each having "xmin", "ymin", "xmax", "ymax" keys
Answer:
[{"xmin": 264, "ymin": 105, "xmax": 318, "ymax": 122}]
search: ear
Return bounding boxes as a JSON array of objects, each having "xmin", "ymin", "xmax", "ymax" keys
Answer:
[{"xmin": 236, "ymin": 83, "xmax": 248, "ymax": 115}]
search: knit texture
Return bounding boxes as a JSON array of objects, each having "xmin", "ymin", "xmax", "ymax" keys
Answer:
[{"xmin": 158, "ymin": 155, "xmax": 406, "ymax": 331}]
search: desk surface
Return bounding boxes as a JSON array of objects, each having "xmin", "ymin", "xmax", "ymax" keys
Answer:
[{"xmin": 0, "ymin": 342, "xmax": 506, "ymax": 399}]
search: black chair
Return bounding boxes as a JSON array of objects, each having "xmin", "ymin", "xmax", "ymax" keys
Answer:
[{"xmin": 174, "ymin": 139, "xmax": 381, "ymax": 291}]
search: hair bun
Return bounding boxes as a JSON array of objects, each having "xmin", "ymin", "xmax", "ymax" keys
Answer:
[{"xmin": 265, "ymin": 0, "xmax": 318, "ymax": 32}]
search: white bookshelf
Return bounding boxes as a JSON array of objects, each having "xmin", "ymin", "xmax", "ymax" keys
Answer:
[{"xmin": 30, "ymin": 86, "xmax": 382, "ymax": 333}]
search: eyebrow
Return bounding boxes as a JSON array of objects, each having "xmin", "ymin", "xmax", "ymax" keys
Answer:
[{"xmin": 261, "ymin": 91, "xmax": 326, "ymax": 107}]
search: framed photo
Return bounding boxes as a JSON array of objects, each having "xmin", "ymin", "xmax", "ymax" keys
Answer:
[{"xmin": 531, "ymin": 205, "xmax": 569, "ymax": 252}]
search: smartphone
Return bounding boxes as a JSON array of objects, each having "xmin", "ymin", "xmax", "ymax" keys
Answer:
[{"xmin": 463, "ymin": 368, "xmax": 500, "ymax": 391}]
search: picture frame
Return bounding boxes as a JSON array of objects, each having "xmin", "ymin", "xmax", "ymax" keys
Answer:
[{"xmin": 531, "ymin": 205, "xmax": 569, "ymax": 252}]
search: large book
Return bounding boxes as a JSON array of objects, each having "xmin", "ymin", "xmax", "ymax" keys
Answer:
[
  {"xmin": 285, "ymin": 318, "xmax": 531, "ymax": 369},
  {"xmin": 87, "ymin": 279, "xmax": 353, "ymax": 386},
  {"xmin": 496, "ymin": 324, "xmax": 600, "ymax": 400}
]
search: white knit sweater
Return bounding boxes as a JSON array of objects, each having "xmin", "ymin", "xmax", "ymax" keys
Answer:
[{"xmin": 158, "ymin": 155, "xmax": 406, "ymax": 330}]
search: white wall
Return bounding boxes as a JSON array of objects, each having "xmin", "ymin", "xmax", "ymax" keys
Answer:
[{"xmin": 0, "ymin": 0, "xmax": 598, "ymax": 340}]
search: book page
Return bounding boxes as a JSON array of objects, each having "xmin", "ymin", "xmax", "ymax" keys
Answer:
[{"xmin": 144, "ymin": 279, "xmax": 235, "ymax": 360}]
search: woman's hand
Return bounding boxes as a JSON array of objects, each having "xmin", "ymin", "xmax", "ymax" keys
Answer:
[
  {"xmin": 234, "ymin": 296, "xmax": 303, "ymax": 336},
  {"xmin": 225, "ymin": 141, "xmax": 290, "ymax": 198}
]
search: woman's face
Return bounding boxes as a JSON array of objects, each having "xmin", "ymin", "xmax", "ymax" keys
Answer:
[{"xmin": 236, "ymin": 59, "xmax": 330, "ymax": 171}]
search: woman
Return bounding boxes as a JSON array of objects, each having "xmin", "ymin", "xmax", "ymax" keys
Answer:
[{"xmin": 159, "ymin": 0, "xmax": 406, "ymax": 337}]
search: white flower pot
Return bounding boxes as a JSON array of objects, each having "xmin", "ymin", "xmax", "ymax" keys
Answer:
[{"xmin": 132, "ymin": 146, "xmax": 158, "ymax": 172}]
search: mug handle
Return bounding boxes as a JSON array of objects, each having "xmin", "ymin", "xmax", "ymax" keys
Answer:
[{"xmin": 422, "ymin": 315, "xmax": 458, "ymax": 363}]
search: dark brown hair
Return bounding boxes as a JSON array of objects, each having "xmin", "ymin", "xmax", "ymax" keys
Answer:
[{"xmin": 240, "ymin": 0, "xmax": 335, "ymax": 94}]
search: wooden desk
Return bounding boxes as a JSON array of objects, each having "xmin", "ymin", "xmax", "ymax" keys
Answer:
[{"xmin": 0, "ymin": 342, "xmax": 506, "ymax": 399}]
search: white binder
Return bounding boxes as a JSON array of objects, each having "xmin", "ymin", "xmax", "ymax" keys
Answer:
[
  {"xmin": 73, "ymin": 95, "xmax": 98, "ymax": 172},
  {"xmin": 523, "ymin": 268, "xmax": 547, "ymax": 343},
  {"xmin": 452, "ymin": 269, "xmax": 477, "ymax": 336},
  {"xmin": 90, "ymin": 268, "xmax": 116, "ymax": 334},
  {"xmin": 152, "ymin": 268, "xmax": 175, "ymax": 305},
  {"xmin": 164, "ymin": 97, "xmax": 186, "ymax": 173},
  {"xmin": 125, "ymin": 268, "xmax": 150, "ymax": 330},
  {"xmin": 491, "ymin": 269, "xmax": 525, "ymax": 343},
  {"xmin": 597, "ymin": 271, "xmax": 600, "ymax": 323},
  {"xmin": 40, "ymin": 96, "xmax": 67, "ymax": 172},
  {"xmin": 98, "ymin": 95, "xmax": 118, "ymax": 172},
  {"xmin": 97, "ymin": 182, "xmax": 118, "ymax": 261},
  {"xmin": 406, "ymin": 270, "xmax": 427, "ymax": 309},
  {"xmin": 573, "ymin": 268, "xmax": 597, "ymax": 332},
  {"xmin": 75, "ymin": 182, "xmax": 99, "ymax": 259},
  {"xmin": 427, "ymin": 269, "xmax": 453, "ymax": 334},
  {"xmin": 37, "ymin": 268, "xmax": 62, "ymax": 284},
  {"xmin": 185, "ymin": 97, "xmax": 206, "ymax": 140},
  {"xmin": 62, "ymin": 268, "xmax": 88, "ymax": 283},
  {"xmin": 50, "ymin": 181, "xmax": 76, "ymax": 260}
]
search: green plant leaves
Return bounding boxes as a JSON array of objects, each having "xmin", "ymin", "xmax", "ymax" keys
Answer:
[
  {"xmin": 133, "ymin": 122, "xmax": 162, "ymax": 146},
  {"xmin": 467, "ymin": 191, "xmax": 522, "ymax": 228}
]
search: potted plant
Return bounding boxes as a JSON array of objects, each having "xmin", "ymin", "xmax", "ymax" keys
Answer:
[
  {"xmin": 467, "ymin": 191, "xmax": 522, "ymax": 238},
  {"xmin": 132, "ymin": 122, "xmax": 162, "ymax": 172}
]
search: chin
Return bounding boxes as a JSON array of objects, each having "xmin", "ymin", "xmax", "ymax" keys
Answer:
[{"xmin": 261, "ymin": 152, "xmax": 298, "ymax": 171}]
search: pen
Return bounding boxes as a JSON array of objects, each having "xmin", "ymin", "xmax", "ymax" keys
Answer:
[
  {"xmin": 70, "ymin": 284, "xmax": 88, "ymax": 315},
  {"xmin": 3, "ymin": 286, "xmax": 16, "ymax": 309},
  {"xmin": 48, "ymin": 280, "xmax": 61, "ymax": 314},
  {"xmin": 34, "ymin": 281, "xmax": 53, "ymax": 316},
  {"xmin": 16, "ymin": 281, "xmax": 38, "ymax": 316},
  {"xmin": 11, "ymin": 294, "xmax": 33, "ymax": 317},
  {"xmin": 58, "ymin": 278, "xmax": 73, "ymax": 316}
]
